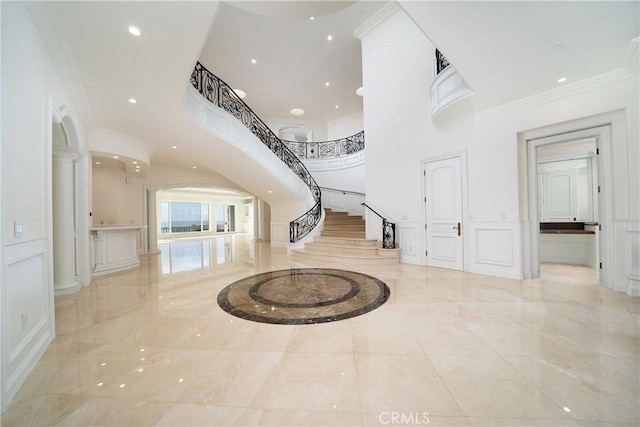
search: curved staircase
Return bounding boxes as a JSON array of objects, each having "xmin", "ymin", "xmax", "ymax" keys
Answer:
[{"xmin": 291, "ymin": 208, "xmax": 401, "ymax": 266}]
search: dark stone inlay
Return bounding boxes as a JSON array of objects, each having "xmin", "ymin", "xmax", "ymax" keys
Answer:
[
  {"xmin": 249, "ymin": 273, "xmax": 361, "ymax": 308},
  {"xmin": 217, "ymin": 268, "xmax": 390, "ymax": 325}
]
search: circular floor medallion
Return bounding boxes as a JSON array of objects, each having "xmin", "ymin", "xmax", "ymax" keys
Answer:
[{"xmin": 217, "ymin": 268, "xmax": 390, "ymax": 325}]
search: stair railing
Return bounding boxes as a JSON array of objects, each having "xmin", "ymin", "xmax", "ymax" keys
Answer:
[
  {"xmin": 361, "ymin": 203, "xmax": 396, "ymax": 249},
  {"xmin": 320, "ymin": 187, "xmax": 365, "ymax": 215},
  {"xmin": 190, "ymin": 61, "xmax": 321, "ymax": 243}
]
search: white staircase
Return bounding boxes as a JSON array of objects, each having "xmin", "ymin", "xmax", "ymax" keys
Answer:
[{"xmin": 291, "ymin": 209, "xmax": 401, "ymax": 266}]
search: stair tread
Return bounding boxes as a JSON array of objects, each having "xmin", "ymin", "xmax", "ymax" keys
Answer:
[
  {"xmin": 292, "ymin": 249, "xmax": 399, "ymax": 259},
  {"xmin": 313, "ymin": 236, "xmax": 378, "ymax": 245}
]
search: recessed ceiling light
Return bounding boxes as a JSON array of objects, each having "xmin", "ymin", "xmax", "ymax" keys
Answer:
[
  {"xmin": 135, "ymin": 165, "xmax": 140, "ymax": 169},
  {"xmin": 128, "ymin": 26, "xmax": 141, "ymax": 36},
  {"xmin": 268, "ymin": 190, "xmax": 272, "ymax": 194},
  {"xmin": 128, "ymin": 98, "xmax": 137, "ymax": 104},
  {"xmin": 557, "ymin": 77, "xmax": 568, "ymax": 83},
  {"xmin": 335, "ymin": 105, "xmax": 339, "ymax": 109},
  {"xmin": 290, "ymin": 108, "xmax": 305, "ymax": 116},
  {"xmin": 171, "ymin": 145, "xmax": 177, "ymax": 149},
  {"xmin": 327, "ymin": 35, "xmax": 333, "ymax": 41},
  {"xmin": 325, "ymin": 82, "xmax": 330, "ymax": 87},
  {"xmin": 309, "ymin": 16, "xmax": 315, "ymax": 20},
  {"xmin": 356, "ymin": 87, "xmax": 364, "ymax": 96},
  {"xmin": 135, "ymin": 169, "xmax": 140, "ymax": 172},
  {"xmin": 251, "ymin": 58, "xmax": 257, "ymax": 64},
  {"xmin": 233, "ymin": 89, "xmax": 246, "ymax": 99},
  {"xmin": 192, "ymin": 166, "xmax": 197, "ymax": 169},
  {"xmin": 112, "ymin": 155, "xmax": 119, "ymax": 159},
  {"xmin": 132, "ymin": 161, "xmax": 138, "ymax": 164},
  {"xmin": 95, "ymin": 161, "xmax": 101, "ymax": 165}
]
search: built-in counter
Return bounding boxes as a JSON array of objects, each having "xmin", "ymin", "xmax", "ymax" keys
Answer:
[
  {"xmin": 90, "ymin": 225, "xmax": 146, "ymax": 276},
  {"xmin": 540, "ymin": 222, "xmax": 598, "ymax": 267}
]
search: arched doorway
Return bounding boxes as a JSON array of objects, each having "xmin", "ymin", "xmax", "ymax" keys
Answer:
[{"xmin": 51, "ymin": 107, "xmax": 90, "ymax": 294}]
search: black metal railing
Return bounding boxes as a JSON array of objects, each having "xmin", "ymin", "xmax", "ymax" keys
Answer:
[
  {"xmin": 435, "ymin": 49, "xmax": 450, "ymax": 75},
  {"xmin": 361, "ymin": 202, "xmax": 396, "ymax": 249},
  {"xmin": 319, "ymin": 187, "xmax": 365, "ymax": 197},
  {"xmin": 283, "ymin": 130, "xmax": 365, "ymax": 160},
  {"xmin": 190, "ymin": 62, "xmax": 321, "ymax": 243}
]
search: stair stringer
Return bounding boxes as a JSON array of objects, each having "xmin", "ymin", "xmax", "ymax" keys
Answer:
[{"xmin": 183, "ymin": 85, "xmax": 322, "ymax": 246}]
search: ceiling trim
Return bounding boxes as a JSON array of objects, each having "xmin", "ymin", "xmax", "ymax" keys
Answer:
[
  {"xmin": 353, "ymin": 2, "xmax": 399, "ymax": 40},
  {"xmin": 446, "ymin": 69, "xmax": 636, "ymax": 127},
  {"xmin": 623, "ymin": 37, "xmax": 640, "ymax": 75},
  {"xmin": 25, "ymin": 2, "xmax": 94, "ymax": 127}
]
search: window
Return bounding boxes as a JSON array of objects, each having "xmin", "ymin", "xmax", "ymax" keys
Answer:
[{"xmin": 160, "ymin": 201, "xmax": 210, "ymax": 234}]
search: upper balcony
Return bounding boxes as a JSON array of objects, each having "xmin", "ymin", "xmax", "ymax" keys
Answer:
[{"xmin": 430, "ymin": 49, "xmax": 475, "ymax": 124}]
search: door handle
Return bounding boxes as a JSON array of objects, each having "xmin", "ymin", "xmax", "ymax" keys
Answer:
[{"xmin": 456, "ymin": 222, "xmax": 461, "ymax": 236}]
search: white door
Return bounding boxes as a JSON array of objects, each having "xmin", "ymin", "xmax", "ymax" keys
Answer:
[{"xmin": 424, "ymin": 157, "xmax": 463, "ymax": 270}]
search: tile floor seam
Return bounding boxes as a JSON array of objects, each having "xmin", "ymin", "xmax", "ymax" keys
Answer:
[{"xmin": 418, "ymin": 349, "xmax": 467, "ymax": 419}]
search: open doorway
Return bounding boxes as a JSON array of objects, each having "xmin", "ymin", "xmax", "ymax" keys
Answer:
[
  {"xmin": 527, "ymin": 125, "xmax": 613, "ymax": 286},
  {"xmin": 537, "ymin": 139, "xmax": 599, "ymax": 281}
]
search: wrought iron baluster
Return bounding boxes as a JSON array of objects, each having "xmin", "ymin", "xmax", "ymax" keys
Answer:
[
  {"xmin": 435, "ymin": 49, "xmax": 450, "ymax": 75},
  {"xmin": 190, "ymin": 62, "xmax": 322, "ymax": 243},
  {"xmin": 362, "ymin": 203, "xmax": 396, "ymax": 249},
  {"xmin": 280, "ymin": 130, "xmax": 365, "ymax": 161}
]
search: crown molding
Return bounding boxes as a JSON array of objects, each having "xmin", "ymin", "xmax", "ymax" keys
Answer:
[
  {"xmin": 623, "ymin": 37, "xmax": 639, "ymax": 75},
  {"xmin": 25, "ymin": 2, "xmax": 94, "ymax": 127},
  {"xmin": 479, "ymin": 69, "xmax": 634, "ymax": 122},
  {"xmin": 433, "ymin": 68, "xmax": 637, "ymax": 128},
  {"xmin": 354, "ymin": 2, "xmax": 400, "ymax": 40}
]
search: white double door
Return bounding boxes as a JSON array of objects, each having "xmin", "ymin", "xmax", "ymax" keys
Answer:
[{"xmin": 424, "ymin": 156, "xmax": 464, "ymax": 270}]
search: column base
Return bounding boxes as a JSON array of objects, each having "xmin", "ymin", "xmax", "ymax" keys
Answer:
[{"xmin": 54, "ymin": 281, "xmax": 81, "ymax": 296}]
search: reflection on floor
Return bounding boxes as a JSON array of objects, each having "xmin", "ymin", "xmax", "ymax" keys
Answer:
[
  {"xmin": 2, "ymin": 235, "xmax": 639, "ymax": 426},
  {"xmin": 159, "ymin": 235, "xmax": 240, "ymax": 274}
]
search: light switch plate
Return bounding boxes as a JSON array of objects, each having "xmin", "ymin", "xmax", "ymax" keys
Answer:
[{"xmin": 14, "ymin": 220, "xmax": 23, "ymax": 238}]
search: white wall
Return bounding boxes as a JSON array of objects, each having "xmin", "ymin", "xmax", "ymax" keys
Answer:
[
  {"xmin": 327, "ymin": 112, "xmax": 364, "ymax": 140},
  {"xmin": 312, "ymin": 164, "xmax": 365, "ymax": 194},
  {"xmin": 92, "ymin": 159, "xmax": 143, "ymax": 226},
  {"xmin": 1, "ymin": 2, "xmax": 90, "ymax": 411},
  {"xmin": 360, "ymin": 8, "xmax": 639, "ymax": 284}
]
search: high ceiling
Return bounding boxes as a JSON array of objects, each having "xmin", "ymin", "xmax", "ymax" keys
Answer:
[
  {"xmin": 400, "ymin": 1, "xmax": 639, "ymax": 111},
  {"xmin": 199, "ymin": 1, "xmax": 385, "ymax": 123},
  {"xmin": 47, "ymin": 0, "xmax": 638, "ymax": 173}
]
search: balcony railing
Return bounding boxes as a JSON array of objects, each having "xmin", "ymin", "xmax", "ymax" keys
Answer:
[
  {"xmin": 435, "ymin": 49, "xmax": 450, "ymax": 75},
  {"xmin": 190, "ymin": 62, "xmax": 321, "ymax": 243},
  {"xmin": 283, "ymin": 131, "xmax": 365, "ymax": 160}
]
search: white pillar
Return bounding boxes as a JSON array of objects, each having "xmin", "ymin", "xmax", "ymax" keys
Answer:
[
  {"xmin": 253, "ymin": 196, "xmax": 263, "ymax": 241},
  {"xmin": 52, "ymin": 151, "xmax": 80, "ymax": 295},
  {"xmin": 147, "ymin": 187, "xmax": 160, "ymax": 254}
]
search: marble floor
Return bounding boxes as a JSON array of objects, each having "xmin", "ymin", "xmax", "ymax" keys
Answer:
[{"xmin": 2, "ymin": 235, "xmax": 639, "ymax": 426}]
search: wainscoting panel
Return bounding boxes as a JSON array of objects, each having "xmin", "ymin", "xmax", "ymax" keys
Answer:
[
  {"xmin": 468, "ymin": 222, "xmax": 523, "ymax": 279},
  {"xmin": 2, "ymin": 237, "xmax": 54, "ymax": 409},
  {"xmin": 270, "ymin": 222, "xmax": 289, "ymax": 247},
  {"xmin": 398, "ymin": 222, "xmax": 421, "ymax": 265}
]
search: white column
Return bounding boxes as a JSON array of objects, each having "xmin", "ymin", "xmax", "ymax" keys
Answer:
[
  {"xmin": 147, "ymin": 187, "xmax": 160, "ymax": 254},
  {"xmin": 253, "ymin": 196, "xmax": 263, "ymax": 241},
  {"xmin": 52, "ymin": 151, "xmax": 80, "ymax": 295}
]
